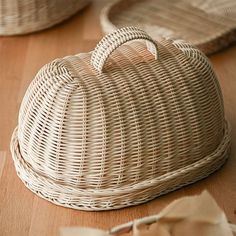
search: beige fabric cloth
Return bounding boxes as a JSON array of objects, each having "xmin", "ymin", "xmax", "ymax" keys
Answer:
[{"xmin": 60, "ymin": 191, "xmax": 235, "ymax": 236}]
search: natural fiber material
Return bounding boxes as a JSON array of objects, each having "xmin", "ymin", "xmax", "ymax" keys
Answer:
[
  {"xmin": 11, "ymin": 27, "xmax": 231, "ymax": 210},
  {"xmin": 60, "ymin": 191, "xmax": 236, "ymax": 236},
  {"xmin": 0, "ymin": 0, "xmax": 90, "ymax": 35},
  {"xmin": 100, "ymin": 0, "xmax": 236, "ymax": 55}
]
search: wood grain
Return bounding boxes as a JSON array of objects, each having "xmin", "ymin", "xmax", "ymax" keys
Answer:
[{"xmin": 0, "ymin": 1, "xmax": 235, "ymax": 235}]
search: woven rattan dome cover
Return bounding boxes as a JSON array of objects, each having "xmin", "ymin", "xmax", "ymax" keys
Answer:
[
  {"xmin": 0, "ymin": 0, "xmax": 89, "ymax": 35},
  {"xmin": 11, "ymin": 27, "xmax": 231, "ymax": 211}
]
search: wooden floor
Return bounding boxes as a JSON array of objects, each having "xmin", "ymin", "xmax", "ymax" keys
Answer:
[{"xmin": 0, "ymin": 1, "xmax": 236, "ymax": 235}]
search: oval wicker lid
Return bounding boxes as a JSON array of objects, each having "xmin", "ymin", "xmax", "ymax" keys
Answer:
[
  {"xmin": 11, "ymin": 27, "xmax": 231, "ymax": 210},
  {"xmin": 0, "ymin": 0, "xmax": 90, "ymax": 36},
  {"xmin": 100, "ymin": 0, "xmax": 236, "ymax": 55}
]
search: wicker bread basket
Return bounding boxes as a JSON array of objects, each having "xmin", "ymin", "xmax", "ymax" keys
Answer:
[
  {"xmin": 11, "ymin": 27, "xmax": 231, "ymax": 211},
  {"xmin": 100, "ymin": 0, "xmax": 236, "ymax": 55},
  {"xmin": 0, "ymin": 0, "xmax": 90, "ymax": 35}
]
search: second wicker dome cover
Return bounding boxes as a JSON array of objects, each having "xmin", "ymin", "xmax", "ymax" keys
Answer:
[{"xmin": 11, "ymin": 27, "xmax": 231, "ymax": 211}]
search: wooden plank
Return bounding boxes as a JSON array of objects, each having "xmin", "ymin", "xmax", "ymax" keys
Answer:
[{"xmin": 0, "ymin": 152, "xmax": 6, "ymax": 178}]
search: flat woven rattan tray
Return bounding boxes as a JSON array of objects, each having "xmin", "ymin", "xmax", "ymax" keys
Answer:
[
  {"xmin": 101, "ymin": 0, "xmax": 236, "ymax": 55},
  {"xmin": 0, "ymin": 0, "xmax": 90, "ymax": 35},
  {"xmin": 11, "ymin": 27, "xmax": 231, "ymax": 211}
]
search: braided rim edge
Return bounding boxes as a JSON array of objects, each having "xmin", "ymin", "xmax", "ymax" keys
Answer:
[{"xmin": 10, "ymin": 122, "xmax": 231, "ymax": 210}]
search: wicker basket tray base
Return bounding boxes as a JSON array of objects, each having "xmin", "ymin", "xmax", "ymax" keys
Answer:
[
  {"xmin": 101, "ymin": 0, "xmax": 236, "ymax": 55},
  {"xmin": 11, "ymin": 122, "xmax": 231, "ymax": 211}
]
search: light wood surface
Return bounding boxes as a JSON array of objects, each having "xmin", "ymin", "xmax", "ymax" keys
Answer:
[{"xmin": 0, "ymin": 1, "xmax": 235, "ymax": 235}]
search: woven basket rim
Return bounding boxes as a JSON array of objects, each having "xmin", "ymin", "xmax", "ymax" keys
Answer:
[
  {"xmin": 0, "ymin": 0, "xmax": 90, "ymax": 36},
  {"xmin": 100, "ymin": 0, "xmax": 236, "ymax": 55},
  {"xmin": 10, "ymin": 121, "xmax": 231, "ymax": 210}
]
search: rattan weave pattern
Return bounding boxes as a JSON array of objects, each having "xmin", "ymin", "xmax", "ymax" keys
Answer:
[
  {"xmin": 100, "ymin": 0, "xmax": 236, "ymax": 55},
  {"xmin": 0, "ymin": 0, "xmax": 89, "ymax": 35},
  {"xmin": 10, "ymin": 27, "xmax": 231, "ymax": 210}
]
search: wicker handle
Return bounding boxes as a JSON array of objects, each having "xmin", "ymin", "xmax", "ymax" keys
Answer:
[{"xmin": 91, "ymin": 26, "xmax": 159, "ymax": 73}]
